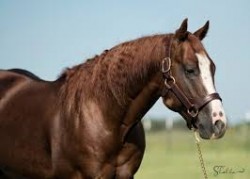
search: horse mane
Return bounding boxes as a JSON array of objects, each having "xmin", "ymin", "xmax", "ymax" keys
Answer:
[{"xmin": 59, "ymin": 34, "xmax": 173, "ymax": 115}]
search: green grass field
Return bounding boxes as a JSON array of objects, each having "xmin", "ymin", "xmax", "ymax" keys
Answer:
[{"xmin": 135, "ymin": 126, "xmax": 250, "ymax": 179}]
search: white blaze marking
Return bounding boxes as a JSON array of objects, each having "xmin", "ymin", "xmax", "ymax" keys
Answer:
[
  {"xmin": 196, "ymin": 53, "xmax": 227, "ymax": 125},
  {"xmin": 196, "ymin": 53, "xmax": 215, "ymax": 94}
]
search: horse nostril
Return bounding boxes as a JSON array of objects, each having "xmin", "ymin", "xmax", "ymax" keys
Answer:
[{"xmin": 214, "ymin": 120, "xmax": 225, "ymax": 131}]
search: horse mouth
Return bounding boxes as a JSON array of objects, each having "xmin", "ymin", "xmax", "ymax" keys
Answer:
[
  {"xmin": 195, "ymin": 121, "xmax": 227, "ymax": 140},
  {"xmin": 196, "ymin": 124, "xmax": 212, "ymax": 139}
]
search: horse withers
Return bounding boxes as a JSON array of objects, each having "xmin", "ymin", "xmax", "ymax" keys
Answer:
[{"xmin": 0, "ymin": 19, "xmax": 227, "ymax": 178}]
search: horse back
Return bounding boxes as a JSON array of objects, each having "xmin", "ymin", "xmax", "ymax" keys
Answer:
[
  {"xmin": 0, "ymin": 70, "xmax": 31, "ymax": 100},
  {"xmin": 0, "ymin": 69, "xmax": 60, "ymax": 178}
]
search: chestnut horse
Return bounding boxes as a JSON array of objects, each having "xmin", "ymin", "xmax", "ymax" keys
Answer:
[{"xmin": 0, "ymin": 19, "xmax": 227, "ymax": 178}]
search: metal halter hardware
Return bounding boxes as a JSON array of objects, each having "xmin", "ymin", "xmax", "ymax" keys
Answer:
[{"xmin": 161, "ymin": 57, "xmax": 222, "ymax": 127}]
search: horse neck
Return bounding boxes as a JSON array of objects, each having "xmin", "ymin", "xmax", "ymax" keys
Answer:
[
  {"xmin": 105, "ymin": 35, "xmax": 172, "ymax": 128},
  {"xmin": 107, "ymin": 35, "xmax": 171, "ymax": 106},
  {"xmin": 59, "ymin": 34, "xmax": 172, "ymax": 132}
]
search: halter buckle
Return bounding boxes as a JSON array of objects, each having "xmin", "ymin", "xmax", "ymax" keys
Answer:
[
  {"xmin": 164, "ymin": 76, "xmax": 176, "ymax": 89},
  {"xmin": 187, "ymin": 107, "xmax": 199, "ymax": 118}
]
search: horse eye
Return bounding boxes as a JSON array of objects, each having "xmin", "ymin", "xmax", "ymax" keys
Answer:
[{"xmin": 185, "ymin": 69, "xmax": 195, "ymax": 74}]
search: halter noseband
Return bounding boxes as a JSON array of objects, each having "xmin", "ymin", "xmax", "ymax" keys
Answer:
[{"xmin": 161, "ymin": 57, "xmax": 222, "ymax": 129}]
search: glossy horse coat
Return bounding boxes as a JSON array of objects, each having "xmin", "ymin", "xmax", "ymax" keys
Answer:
[{"xmin": 0, "ymin": 19, "xmax": 226, "ymax": 178}]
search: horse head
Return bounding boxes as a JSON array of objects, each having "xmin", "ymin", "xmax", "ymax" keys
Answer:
[{"xmin": 162, "ymin": 19, "xmax": 227, "ymax": 139}]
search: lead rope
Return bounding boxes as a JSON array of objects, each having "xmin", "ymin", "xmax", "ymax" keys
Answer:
[{"xmin": 193, "ymin": 131, "xmax": 208, "ymax": 179}]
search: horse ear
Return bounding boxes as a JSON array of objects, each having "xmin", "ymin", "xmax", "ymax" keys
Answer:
[
  {"xmin": 174, "ymin": 18, "xmax": 189, "ymax": 41},
  {"xmin": 194, "ymin": 21, "xmax": 209, "ymax": 40}
]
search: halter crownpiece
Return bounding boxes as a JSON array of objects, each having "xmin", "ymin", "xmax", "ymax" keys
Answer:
[{"xmin": 161, "ymin": 57, "xmax": 222, "ymax": 129}]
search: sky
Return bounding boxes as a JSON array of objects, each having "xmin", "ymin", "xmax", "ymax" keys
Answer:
[{"xmin": 1, "ymin": 0, "xmax": 250, "ymax": 125}]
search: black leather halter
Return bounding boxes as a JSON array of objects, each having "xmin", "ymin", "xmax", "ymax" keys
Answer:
[{"xmin": 161, "ymin": 57, "xmax": 222, "ymax": 129}]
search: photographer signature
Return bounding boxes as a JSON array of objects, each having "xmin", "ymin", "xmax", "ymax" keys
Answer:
[{"xmin": 213, "ymin": 165, "xmax": 245, "ymax": 176}]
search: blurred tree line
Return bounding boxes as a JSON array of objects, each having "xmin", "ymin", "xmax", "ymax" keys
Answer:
[
  {"xmin": 142, "ymin": 117, "xmax": 250, "ymax": 132},
  {"xmin": 142, "ymin": 117, "xmax": 187, "ymax": 132}
]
